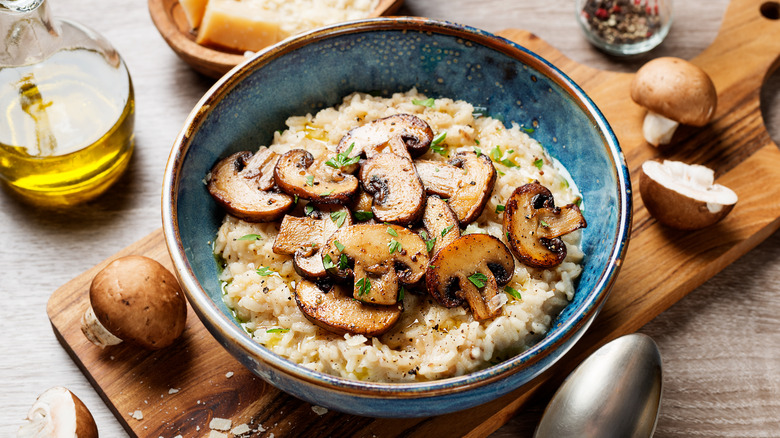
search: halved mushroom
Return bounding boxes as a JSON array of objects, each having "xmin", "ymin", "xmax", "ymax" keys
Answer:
[
  {"xmin": 272, "ymin": 206, "xmax": 352, "ymax": 279},
  {"xmin": 293, "ymin": 280, "xmax": 402, "ymax": 336},
  {"xmin": 273, "ymin": 149, "xmax": 358, "ymax": 204},
  {"xmin": 415, "ymin": 151, "xmax": 497, "ymax": 225},
  {"xmin": 17, "ymin": 387, "xmax": 98, "ymax": 438},
  {"xmin": 503, "ymin": 183, "xmax": 587, "ymax": 269},
  {"xmin": 426, "ymin": 234, "xmax": 514, "ymax": 320},
  {"xmin": 359, "ymin": 153, "xmax": 426, "ymax": 225},
  {"xmin": 81, "ymin": 256, "xmax": 187, "ymax": 350},
  {"xmin": 630, "ymin": 57, "xmax": 717, "ymax": 147},
  {"xmin": 421, "ymin": 195, "xmax": 460, "ymax": 255},
  {"xmin": 640, "ymin": 160, "xmax": 737, "ymax": 230},
  {"xmin": 207, "ymin": 149, "xmax": 294, "ymax": 222},
  {"xmin": 322, "ymin": 223, "xmax": 429, "ymax": 305},
  {"xmin": 337, "ymin": 114, "xmax": 434, "ymax": 163}
]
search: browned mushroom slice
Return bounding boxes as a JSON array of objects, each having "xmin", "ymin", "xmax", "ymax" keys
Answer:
[
  {"xmin": 421, "ymin": 195, "xmax": 460, "ymax": 255},
  {"xmin": 415, "ymin": 151, "xmax": 496, "ymax": 225},
  {"xmin": 503, "ymin": 183, "xmax": 587, "ymax": 269},
  {"xmin": 359, "ymin": 153, "xmax": 426, "ymax": 225},
  {"xmin": 273, "ymin": 149, "xmax": 358, "ymax": 204},
  {"xmin": 294, "ymin": 280, "xmax": 402, "ymax": 336},
  {"xmin": 336, "ymin": 114, "xmax": 433, "ymax": 166},
  {"xmin": 337, "ymin": 114, "xmax": 434, "ymax": 163},
  {"xmin": 207, "ymin": 150, "xmax": 295, "ymax": 222},
  {"xmin": 272, "ymin": 206, "xmax": 352, "ymax": 279},
  {"xmin": 426, "ymin": 234, "xmax": 514, "ymax": 321},
  {"xmin": 322, "ymin": 223, "xmax": 429, "ymax": 305}
]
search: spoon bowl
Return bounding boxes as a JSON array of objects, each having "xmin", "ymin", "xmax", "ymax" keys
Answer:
[{"xmin": 535, "ymin": 333, "xmax": 663, "ymax": 438}]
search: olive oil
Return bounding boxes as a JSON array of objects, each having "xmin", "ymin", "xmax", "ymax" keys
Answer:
[{"xmin": 0, "ymin": 49, "xmax": 134, "ymax": 206}]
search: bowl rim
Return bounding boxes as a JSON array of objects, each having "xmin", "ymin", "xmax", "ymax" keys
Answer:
[{"xmin": 162, "ymin": 16, "xmax": 632, "ymax": 398}]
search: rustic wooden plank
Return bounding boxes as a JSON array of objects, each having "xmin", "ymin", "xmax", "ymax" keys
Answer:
[{"xmin": 46, "ymin": 1, "xmax": 780, "ymax": 436}]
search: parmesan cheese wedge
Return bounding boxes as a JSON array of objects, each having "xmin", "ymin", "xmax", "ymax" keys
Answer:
[
  {"xmin": 196, "ymin": 0, "xmax": 281, "ymax": 52},
  {"xmin": 179, "ymin": 0, "xmax": 209, "ymax": 29}
]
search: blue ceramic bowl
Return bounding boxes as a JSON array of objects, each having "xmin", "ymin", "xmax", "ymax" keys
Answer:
[{"xmin": 162, "ymin": 17, "xmax": 631, "ymax": 418}]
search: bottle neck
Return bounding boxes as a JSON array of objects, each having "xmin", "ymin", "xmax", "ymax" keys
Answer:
[{"xmin": 1, "ymin": 0, "xmax": 61, "ymax": 66}]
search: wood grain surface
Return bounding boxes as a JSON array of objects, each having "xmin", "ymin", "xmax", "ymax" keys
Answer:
[{"xmin": 2, "ymin": 1, "xmax": 779, "ymax": 437}]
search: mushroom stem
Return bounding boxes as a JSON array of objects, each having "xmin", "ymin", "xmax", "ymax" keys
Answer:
[
  {"xmin": 81, "ymin": 305, "xmax": 123, "ymax": 348},
  {"xmin": 642, "ymin": 111, "xmax": 680, "ymax": 146}
]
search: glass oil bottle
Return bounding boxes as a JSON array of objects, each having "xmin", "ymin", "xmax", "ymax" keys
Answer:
[{"xmin": 0, "ymin": 0, "xmax": 134, "ymax": 206}]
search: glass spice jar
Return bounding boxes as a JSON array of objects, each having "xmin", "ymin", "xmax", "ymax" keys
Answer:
[{"xmin": 576, "ymin": 0, "xmax": 673, "ymax": 56}]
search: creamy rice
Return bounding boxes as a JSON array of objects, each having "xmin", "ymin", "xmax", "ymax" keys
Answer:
[{"xmin": 213, "ymin": 89, "xmax": 583, "ymax": 382}]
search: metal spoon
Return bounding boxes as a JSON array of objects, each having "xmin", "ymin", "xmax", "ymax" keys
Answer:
[{"xmin": 534, "ymin": 333, "xmax": 663, "ymax": 438}]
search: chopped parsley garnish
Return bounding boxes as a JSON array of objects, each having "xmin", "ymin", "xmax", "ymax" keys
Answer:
[
  {"xmin": 334, "ymin": 240, "xmax": 345, "ymax": 252},
  {"xmin": 540, "ymin": 219, "xmax": 550, "ymax": 228},
  {"xmin": 398, "ymin": 285, "xmax": 406, "ymax": 301},
  {"xmin": 338, "ymin": 253, "xmax": 349, "ymax": 270},
  {"xmin": 522, "ymin": 126, "xmax": 535, "ymax": 134},
  {"xmin": 304, "ymin": 204, "xmax": 315, "ymax": 216},
  {"xmin": 431, "ymin": 131, "xmax": 447, "ymax": 146},
  {"xmin": 533, "ymin": 158, "xmax": 544, "ymax": 169},
  {"xmin": 320, "ymin": 189, "xmax": 334, "ymax": 197},
  {"xmin": 501, "ymin": 158, "xmax": 517, "ymax": 168},
  {"xmin": 431, "ymin": 144, "xmax": 447, "ymax": 156},
  {"xmin": 490, "ymin": 146, "xmax": 502, "ymax": 162},
  {"xmin": 504, "ymin": 286, "xmax": 522, "ymax": 300},
  {"xmin": 266, "ymin": 328, "xmax": 290, "ymax": 334},
  {"xmin": 354, "ymin": 210, "xmax": 373, "ymax": 221},
  {"xmin": 495, "ymin": 204, "xmax": 506, "ymax": 213},
  {"xmin": 386, "ymin": 226, "xmax": 398, "ymax": 237},
  {"xmin": 388, "ymin": 238, "xmax": 401, "ymax": 254},
  {"xmin": 256, "ymin": 266, "xmax": 274, "ymax": 277},
  {"xmin": 237, "ymin": 234, "xmax": 261, "ymax": 241},
  {"xmin": 305, "ymin": 175, "xmax": 314, "ymax": 186},
  {"xmin": 574, "ymin": 197, "xmax": 583, "ymax": 208},
  {"xmin": 293, "ymin": 194, "xmax": 299, "ymax": 204},
  {"xmin": 420, "ymin": 230, "xmax": 436, "ymax": 252},
  {"xmin": 473, "ymin": 146, "xmax": 482, "ymax": 157},
  {"xmin": 325, "ymin": 143, "xmax": 361, "ymax": 169},
  {"xmin": 322, "ymin": 254, "xmax": 335, "ymax": 270},
  {"xmin": 412, "ymin": 97, "xmax": 435, "ymax": 107},
  {"xmin": 356, "ymin": 278, "xmax": 371, "ymax": 295},
  {"xmin": 440, "ymin": 224, "xmax": 455, "ymax": 237},
  {"xmin": 468, "ymin": 272, "xmax": 489, "ymax": 288},
  {"xmin": 330, "ymin": 210, "xmax": 348, "ymax": 227},
  {"xmin": 506, "ymin": 231, "xmax": 511, "ymax": 240},
  {"xmin": 475, "ymin": 139, "xmax": 481, "ymax": 145}
]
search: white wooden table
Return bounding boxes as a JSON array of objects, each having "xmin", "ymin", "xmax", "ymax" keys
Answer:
[{"xmin": 1, "ymin": 0, "xmax": 778, "ymax": 436}]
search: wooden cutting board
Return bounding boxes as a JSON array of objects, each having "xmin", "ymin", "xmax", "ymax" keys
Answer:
[{"xmin": 47, "ymin": 1, "xmax": 780, "ymax": 436}]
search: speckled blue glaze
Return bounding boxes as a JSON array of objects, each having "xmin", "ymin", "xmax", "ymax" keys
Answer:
[{"xmin": 162, "ymin": 17, "xmax": 631, "ymax": 418}]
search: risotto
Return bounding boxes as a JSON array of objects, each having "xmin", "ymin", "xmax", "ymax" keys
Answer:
[{"xmin": 212, "ymin": 89, "xmax": 584, "ymax": 382}]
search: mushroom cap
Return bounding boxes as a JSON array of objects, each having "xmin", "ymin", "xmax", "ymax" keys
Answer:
[
  {"xmin": 89, "ymin": 256, "xmax": 187, "ymax": 350},
  {"xmin": 17, "ymin": 387, "xmax": 98, "ymax": 438},
  {"xmin": 207, "ymin": 150, "xmax": 294, "ymax": 222},
  {"xmin": 503, "ymin": 183, "xmax": 586, "ymax": 269},
  {"xmin": 322, "ymin": 223, "xmax": 429, "ymax": 305},
  {"xmin": 293, "ymin": 280, "xmax": 402, "ymax": 336},
  {"xmin": 273, "ymin": 149, "xmax": 358, "ymax": 204},
  {"xmin": 415, "ymin": 151, "xmax": 497, "ymax": 225},
  {"xmin": 337, "ymin": 113, "xmax": 434, "ymax": 160},
  {"xmin": 272, "ymin": 207, "xmax": 352, "ymax": 279},
  {"xmin": 421, "ymin": 195, "xmax": 460, "ymax": 255},
  {"xmin": 359, "ymin": 152, "xmax": 426, "ymax": 225},
  {"xmin": 425, "ymin": 233, "xmax": 514, "ymax": 320},
  {"xmin": 630, "ymin": 57, "xmax": 717, "ymax": 126},
  {"xmin": 639, "ymin": 160, "xmax": 737, "ymax": 230}
]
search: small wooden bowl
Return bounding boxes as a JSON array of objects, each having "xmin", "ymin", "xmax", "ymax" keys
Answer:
[{"xmin": 148, "ymin": 0, "xmax": 405, "ymax": 78}]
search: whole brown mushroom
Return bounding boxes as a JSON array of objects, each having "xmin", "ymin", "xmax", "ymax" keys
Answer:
[
  {"xmin": 81, "ymin": 255, "xmax": 187, "ymax": 350},
  {"xmin": 17, "ymin": 386, "xmax": 98, "ymax": 438},
  {"xmin": 630, "ymin": 57, "xmax": 717, "ymax": 147},
  {"xmin": 640, "ymin": 160, "xmax": 738, "ymax": 230}
]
